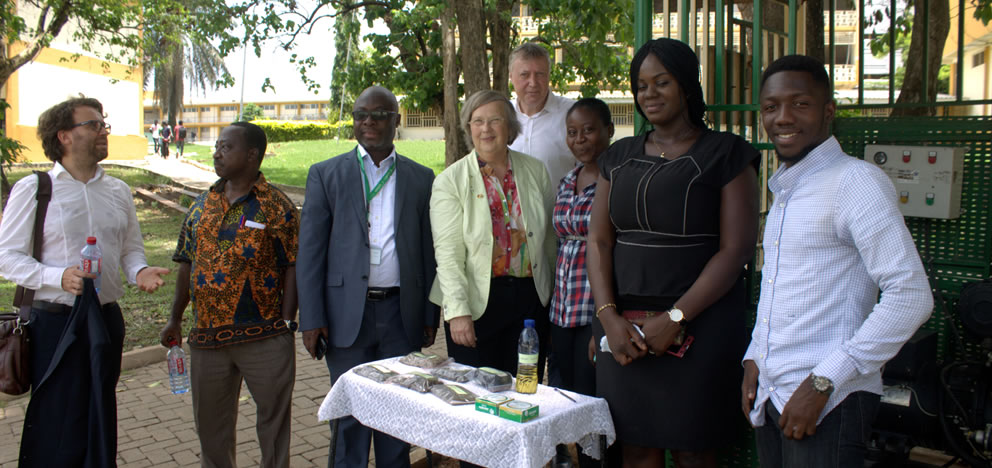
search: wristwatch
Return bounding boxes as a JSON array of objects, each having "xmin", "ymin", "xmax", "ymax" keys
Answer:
[
  {"xmin": 810, "ymin": 373, "xmax": 834, "ymax": 395},
  {"xmin": 667, "ymin": 307, "xmax": 686, "ymax": 326},
  {"xmin": 284, "ymin": 319, "xmax": 299, "ymax": 332}
]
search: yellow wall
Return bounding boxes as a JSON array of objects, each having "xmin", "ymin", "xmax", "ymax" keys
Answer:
[{"xmin": 5, "ymin": 43, "xmax": 147, "ymax": 162}]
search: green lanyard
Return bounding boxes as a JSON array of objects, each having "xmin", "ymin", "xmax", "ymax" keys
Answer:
[{"xmin": 357, "ymin": 153, "xmax": 396, "ymax": 215}]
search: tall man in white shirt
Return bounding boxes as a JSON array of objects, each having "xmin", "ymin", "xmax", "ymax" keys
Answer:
[
  {"xmin": 297, "ymin": 86, "xmax": 439, "ymax": 468},
  {"xmin": 0, "ymin": 96, "xmax": 170, "ymax": 466},
  {"xmin": 741, "ymin": 55, "xmax": 933, "ymax": 467},
  {"xmin": 507, "ymin": 42, "xmax": 577, "ymax": 187}
]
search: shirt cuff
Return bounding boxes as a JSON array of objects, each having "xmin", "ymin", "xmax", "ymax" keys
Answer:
[
  {"xmin": 811, "ymin": 350, "xmax": 861, "ymax": 389},
  {"xmin": 442, "ymin": 303, "xmax": 471, "ymax": 322},
  {"xmin": 43, "ymin": 266, "xmax": 66, "ymax": 290},
  {"xmin": 742, "ymin": 343, "xmax": 757, "ymax": 366}
]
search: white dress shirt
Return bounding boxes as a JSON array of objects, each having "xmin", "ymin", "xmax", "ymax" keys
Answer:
[
  {"xmin": 0, "ymin": 163, "xmax": 149, "ymax": 305},
  {"xmin": 357, "ymin": 145, "xmax": 400, "ymax": 288},
  {"xmin": 744, "ymin": 137, "xmax": 933, "ymax": 426},
  {"xmin": 509, "ymin": 92, "xmax": 577, "ymax": 187}
]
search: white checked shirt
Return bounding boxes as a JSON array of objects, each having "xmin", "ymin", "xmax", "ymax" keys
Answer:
[
  {"xmin": 357, "ymin": 145, "xmax": 400, "ymax": 288},
  {"xmin": 744, "ymin": 137, "xmax": 933, "ymax": 426},
  {"xmin": 0, "ymin": 163, "xmax": 149, "ymax": 305},
  {"xmin": 509, "ymin": 92, "xmax": 577, "ymax": 187}
]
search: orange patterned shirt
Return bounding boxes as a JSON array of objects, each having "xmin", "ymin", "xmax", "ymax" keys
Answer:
[{"xmin": 174, "ymin": 174, "xmax": 299, "ymax": 348}]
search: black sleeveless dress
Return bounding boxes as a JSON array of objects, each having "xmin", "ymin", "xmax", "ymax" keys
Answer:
[{"xmin": 594, "ymin": 130, "xmax": 759, "ymax": 450}]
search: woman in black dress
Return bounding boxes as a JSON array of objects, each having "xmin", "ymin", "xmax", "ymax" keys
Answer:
[{"xmin": 586, "ymin": 38, "xmax": 760, "ymax": 467}]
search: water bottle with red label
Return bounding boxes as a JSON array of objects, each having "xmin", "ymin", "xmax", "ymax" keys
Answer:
[
  {"xmin": 80, "ymin": 236, "xmax": 102, "ymax": 293},
  {"xmin": 167, "ymin": 340, "xmax": 190, "ymax": 394}
]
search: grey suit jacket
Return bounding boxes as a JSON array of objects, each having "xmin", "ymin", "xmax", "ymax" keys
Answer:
[{"xmin": 297, "ymin": 147, "xmax": 439, "ymax": 349}]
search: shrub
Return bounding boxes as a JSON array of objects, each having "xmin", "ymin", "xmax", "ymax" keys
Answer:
[{"xmin": 251, "ymin": 120, "xmax": 325, "ymax": 142}]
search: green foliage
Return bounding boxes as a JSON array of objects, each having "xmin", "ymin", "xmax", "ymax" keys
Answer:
[
  {"xmin": 0, "ymin": 102, "xmax": 26, "ymax": 170},
  {"xmin": 974, "ymin": 0, "xmax": 992, "ymax": 25},
  {"xmin": 330, "ymin": 6, "xmax": 361, "ymax": 113},
  {"xmin": 528, "ymin": 0, "xmax": 635, "ymax": 96},
  {"xmin": 191, "ymin": 139, "xmax": 447, "ymax": 185},
  {"xmin": 252, "ymin": 120, "xmax": 354, "ymax": 143},
  {"xmin": 869, "ymin": 10, "xmax": 912, "ymax": 58},
  {"xmin": 240, "ymin": 103, "xmax": 266, "ymax": 121},
  {"xmin": 0, "ymin": 136, "xmax": 28, "ymax": 170}
]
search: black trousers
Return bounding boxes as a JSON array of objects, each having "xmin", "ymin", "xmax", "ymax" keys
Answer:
[
  {"xmin": 444, "ymin": 276, "xmax": 550, "ymax": 382},
  {"xmin": 19, "ymin": 295, "xmax": 124, "ymax": 468}
]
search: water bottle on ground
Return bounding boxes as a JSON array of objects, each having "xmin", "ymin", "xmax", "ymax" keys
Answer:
[
  {"xmin": 167, "ymin": 340, "xmax": 190, "ymax": 394},
  {"xmin": 79, "ymin": 236, "xmax": 102, "ymax": 293},
  {"xmin": 515, "ymin": 319, "xmax": 539, "ymax": 394}
]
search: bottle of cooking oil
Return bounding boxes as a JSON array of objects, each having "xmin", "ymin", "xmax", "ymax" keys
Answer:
[{"xmin": 515, "ymin": 319, "xmax": 539, "ymax": 394}]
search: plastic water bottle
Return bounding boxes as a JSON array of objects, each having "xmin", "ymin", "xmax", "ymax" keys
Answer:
[
  {"xmin": 79, "ymin": 236, "xmax": 102, "ymax": 293},
  {"xmin": 515, "ymin": 319, "xmax": 539, "ymax": 394},
  {"xmin": 167, "ymin": 340, "xmax": 190, "ymax": 394}
]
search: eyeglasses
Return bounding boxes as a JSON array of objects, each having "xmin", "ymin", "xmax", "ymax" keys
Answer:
[
  {"xmin": 70, "ymin": 120, "xmax": 111, "ymax": 133},
  {"xmin": 470, "ymin": 117, "xmax": 504, "ymax": 129},
  {"xmin": 352, "ymin": 110, "xmax": 398, "ymax": 122}
]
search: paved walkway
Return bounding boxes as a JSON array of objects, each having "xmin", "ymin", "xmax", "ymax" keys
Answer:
[
  {"xmin": 0, "ymin": 154, "xmax": 447, "ymax": 467},
  {"xmin": 111, "ymin": 153, "xmax": 307, "ymax": 206},
  {"xmin": 0, "ymin": 333, "xmax": 450, "ymax": 467}
]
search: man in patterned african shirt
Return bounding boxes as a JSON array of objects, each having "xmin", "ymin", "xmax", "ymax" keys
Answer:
[{"xmin": 160, "ymin": 122, "xmax": 299, "ymax": 468}]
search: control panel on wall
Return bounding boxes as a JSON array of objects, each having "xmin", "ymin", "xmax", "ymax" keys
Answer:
[{"xmin": 865, "ymin": 145, "xmax": 967, "ymax": 219}]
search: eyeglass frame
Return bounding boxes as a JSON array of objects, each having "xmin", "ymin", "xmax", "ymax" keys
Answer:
[
  {"xmin": 69, "ymin": 119, "xmax": 111, "ymax": 133},
  {"xmin": 469, "ymin": 117, "xmax": 505, "ymax": 129}
]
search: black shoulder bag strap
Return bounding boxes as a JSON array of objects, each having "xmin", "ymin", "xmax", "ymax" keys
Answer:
[{"xmin": 12, "ymin": 171, "xmax": 53, "ymax": 322}]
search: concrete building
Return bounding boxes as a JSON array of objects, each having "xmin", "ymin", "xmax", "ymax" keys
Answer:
[{"xmin": 3, "ymin": 2, "xmax": 147, "ymax": 162}]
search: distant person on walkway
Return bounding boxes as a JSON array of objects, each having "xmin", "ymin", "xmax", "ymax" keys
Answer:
[
  {"xmin": 160, "ymin": 122, "xmax": 299, "ymax": 468},
  {"xmin": 508, "ymin": 42, "xmax": 577, "ymax": 187},
  {"xmin": 0, "ymin": 96, "xmax": 170, "ymax": 467},
  {"xmin": 742, "ymin": 54, "xmax": 933, "ymax": 468},
  {"xmin": 298, "ymin": 85, "xmax": 439, "ymax": 468},
  {"xmin": 175, "ymin": 120, "xmax": 187, "ymax": 157},
  {"xmin": 151, "ymin": 119, "xmax": 161, "ymax": 152},
  {"xmin": 160, "ymin": 123, "xmax": 172, "ymax": 158}
]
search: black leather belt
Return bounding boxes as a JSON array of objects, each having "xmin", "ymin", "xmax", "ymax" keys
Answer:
[
  {"xmin": 32, "ymin": 300, "xmax": 73, "ymax": 314},
  {"xmin": 366, "ymin": 287, "xmax": 400, "ymax": 302},
  {"xmin": 32, "ymin": 300, "xmax": 118, "ymax": 314}
]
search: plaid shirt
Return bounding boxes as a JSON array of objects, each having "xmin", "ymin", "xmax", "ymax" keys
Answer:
[{"xmin": 549, "ymin": 166, "xmax": 595, "ymax": 327}]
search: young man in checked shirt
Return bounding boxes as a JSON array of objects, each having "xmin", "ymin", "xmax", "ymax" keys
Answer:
[{"xmin": 741, "ymin": 55, "xmax": 934, "ymax": 467}]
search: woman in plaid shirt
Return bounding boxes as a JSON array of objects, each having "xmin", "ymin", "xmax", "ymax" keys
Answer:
[{"xmin": 550, "ymin": 100, "xmax": 614, "ymax": 393}]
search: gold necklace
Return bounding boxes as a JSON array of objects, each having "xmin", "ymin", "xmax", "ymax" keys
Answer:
[{"xmin": 649, "ymin": 139, "xmax": 666, "ymax": 158}]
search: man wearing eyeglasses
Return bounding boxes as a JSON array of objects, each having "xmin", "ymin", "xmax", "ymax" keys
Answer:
[
  {"xmin": 297, "ymin": 85, "xmax": 439, "ymax": 468},
  {"xmin": 0, "ymin": 96, "xmax": 170, "ymax": 466}
]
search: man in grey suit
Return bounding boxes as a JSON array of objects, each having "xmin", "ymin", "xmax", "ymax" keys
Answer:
[{"xmin": 298, "ymin": 85, "xmax": 439, "ymax": 468}]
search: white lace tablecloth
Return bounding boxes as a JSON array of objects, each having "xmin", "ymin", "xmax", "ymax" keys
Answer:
[{"xmin": 317, "ymin": 357, "xmax": 616, "ymax": 468}]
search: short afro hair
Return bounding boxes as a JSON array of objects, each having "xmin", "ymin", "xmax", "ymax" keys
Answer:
[
  {"xmin": 760, "ymin": 55, "xmax": 832, "ymax": 100},
  {"xmin": 230, "ymin": 121, "xmax": 267, "ymax": 161}
]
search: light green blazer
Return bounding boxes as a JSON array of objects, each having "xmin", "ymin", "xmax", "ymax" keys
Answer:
[{"xmin": 429, "ymin": 149, "xmax": 556, "ymax": 322}]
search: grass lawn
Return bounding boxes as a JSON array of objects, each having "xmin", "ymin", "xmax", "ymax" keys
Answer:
[
  {"xmin": 0, "ymin": 167, "xmax": 192, "ymax": 352},
  {"xmin": 189, "ymin": 139, "xmax": 447, "ymax": 186}
]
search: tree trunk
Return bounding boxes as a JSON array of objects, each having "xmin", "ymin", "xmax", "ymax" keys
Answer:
[
  {"xmin": 487, "ymin": 0, "xmax": 513, "ymax": 97},
  {"xmin": 892, "ymin": 0, "xmax": 950, "ymax": 116},
  {"xmin": 455, "ymin": 0, "xmax": 491, "ymax": 96},
  {"xmin": 441, "ymin": 2, "xmax": 468, "ymax": 166},
  {"xmin": 805, "ymin": 0, "xmax": 825, "ymax": 62}
]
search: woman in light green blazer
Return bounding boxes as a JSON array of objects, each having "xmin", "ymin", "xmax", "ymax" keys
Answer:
[{"xmin": 429, "ymin": 90, "xmax": 556, "ymax": 380}]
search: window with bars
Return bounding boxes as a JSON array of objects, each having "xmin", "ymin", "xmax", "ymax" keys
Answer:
[{"xmin": 405, "ymin": 108, "xmax": 440, "ymax": 127}]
